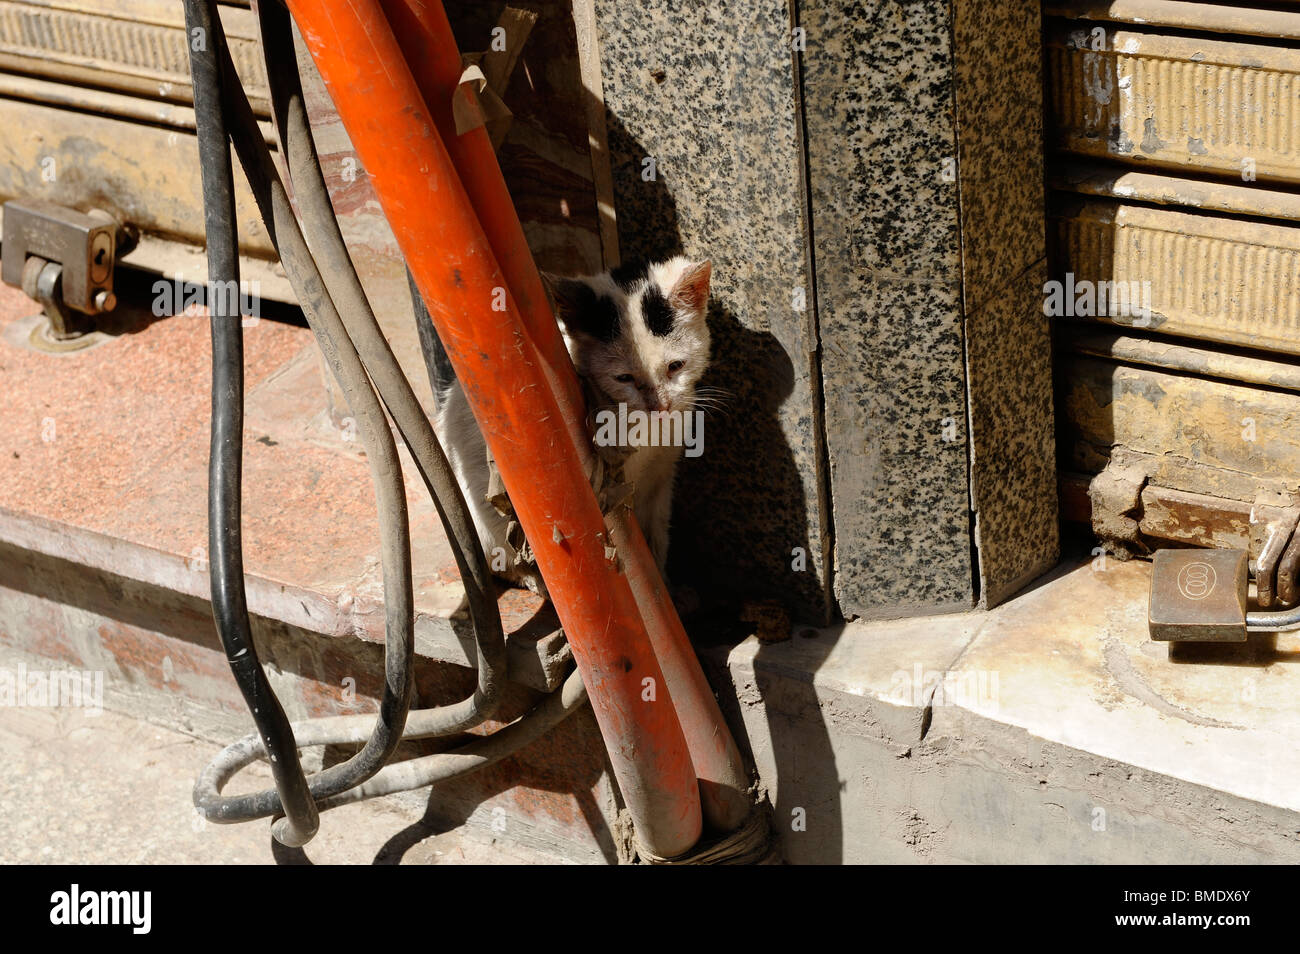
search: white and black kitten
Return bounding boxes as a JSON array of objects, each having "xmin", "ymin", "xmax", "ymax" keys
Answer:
[{"xmin": 434, "ymin": 256, "xmax": 713, "ymax": 594}]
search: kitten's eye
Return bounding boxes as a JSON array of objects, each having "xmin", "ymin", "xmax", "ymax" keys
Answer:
[
  {"xmin": 614, "ymin": 373, "xmax": 636, "ymax": 384},
  {"xmin": 666, "ymin": 360, "xmax": 685, "ymax": 375}
]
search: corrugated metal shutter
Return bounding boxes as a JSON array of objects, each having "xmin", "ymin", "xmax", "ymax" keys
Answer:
[{"xmin": 1047, "ymin": 1, "xmax": 1300, "ymax": 561}]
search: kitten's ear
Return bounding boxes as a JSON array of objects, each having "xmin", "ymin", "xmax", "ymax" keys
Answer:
[
  {"xmin": 543, "ymin": 273, "xmax": 617, "ymax": 341},
  {"xmin": 668, "ymin": 259, "xmax": 712, "ymax": 315},
  {"xmin": 541, "ymin": 272, "xmax": 581, "ymax": 329},
  {"xmin": 540, "ymin": 271, "xmax": 562, "ymax": 311}
]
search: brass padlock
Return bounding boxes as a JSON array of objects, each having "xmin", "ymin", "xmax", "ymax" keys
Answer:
[{"xmin": 1148, "ymin": 549, "xmax": 1248, "ymax": 642}]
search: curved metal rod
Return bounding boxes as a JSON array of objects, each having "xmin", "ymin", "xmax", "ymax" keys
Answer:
[{"xmin": 1246, "ymin": 608, "xmax": 1300, "ymax": 632}]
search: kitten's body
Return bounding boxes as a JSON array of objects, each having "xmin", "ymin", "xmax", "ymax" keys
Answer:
[{"xmin": 434, "ymin": 256, "xmax": 712, "ymax": 594}]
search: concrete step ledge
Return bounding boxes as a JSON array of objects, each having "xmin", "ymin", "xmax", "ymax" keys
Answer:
[{"xmin": 709, "ymin": 557, "xmax": 1300, "ymax": 863}]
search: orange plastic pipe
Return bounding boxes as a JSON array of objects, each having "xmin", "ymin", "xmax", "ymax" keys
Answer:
[
  {"xmin": 285, "ymin": 0, "xmax": 702, "ymax": 858},
  {"xmin": 380, "ymin": 0, "xmax": 752, "ymax": 832}
]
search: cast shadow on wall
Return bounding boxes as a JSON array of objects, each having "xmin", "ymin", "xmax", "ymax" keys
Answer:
[{"xmin": 601, "ymin": 106, "xmax": 847, "ymax": 863}]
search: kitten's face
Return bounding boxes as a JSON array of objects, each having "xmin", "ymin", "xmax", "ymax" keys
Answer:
[{"xmin": 547, "ymin": 257, "xmax": 712, "ymax": 414}]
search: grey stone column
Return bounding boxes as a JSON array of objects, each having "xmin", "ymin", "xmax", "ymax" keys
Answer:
[{"xmin": 802, "ymin": 0, "xmax": 1057, "ymax": 618}]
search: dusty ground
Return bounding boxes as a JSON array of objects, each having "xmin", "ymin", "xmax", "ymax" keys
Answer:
[{"xmin": 0, "ymin": 704, "xmax": 568, "ymax": 865}]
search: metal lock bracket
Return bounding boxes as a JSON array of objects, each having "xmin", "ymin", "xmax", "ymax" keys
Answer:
[
  {"xmin": 1250, "ymin": 491, "xmax": 1300, "ymax": 608},
  {"xmin": 1, "ymin": 199, "xmax": 118, "ymax": 339}
]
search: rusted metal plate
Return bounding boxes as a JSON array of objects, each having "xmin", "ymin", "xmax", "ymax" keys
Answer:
[
  {"xmin": 0, "ymin": 95, "xmax": 275, "ymax": 259},
  {"xmin": 1051, "ymin": 198, "xmax": 1300, "ymax": 355},
  {"xmin": 1060, "ymin": 357, "xmax": 1300, "ymax": 501},
  {"xmin": 1138, "ymin": 484, "xmax": 1253, "ymax": 552},
  {"xmin": 1047, "ymin": 22, "xmax": 1300, "ymax": 184},
  {"xmin": 1149, "ymin": 548, "xmax": 1248, "ymax": 641},
  {"xmin": 1061, "ymin": 471, "xmax": 1254, "ymax": 552}
]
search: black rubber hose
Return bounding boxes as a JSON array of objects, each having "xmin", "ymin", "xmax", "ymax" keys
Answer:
[
  {"xmin": 190, "ymin": 5, "xmax": 416, "ymax": 835},
  {"xmin": 256, "ymin": 1, "xmax": 507, "ymax": 736},
  {"xmin": 183, "ymin": 0, "xmax": 318, "ymax": 847}
]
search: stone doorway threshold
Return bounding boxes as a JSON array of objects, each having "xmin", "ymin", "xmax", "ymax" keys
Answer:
[{"xmin": 709, "ymin": 557, "xmax": 1300, "ymax": 863}]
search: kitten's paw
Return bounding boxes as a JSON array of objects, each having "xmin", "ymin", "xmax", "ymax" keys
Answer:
[{"xmin": 513, "ymin": 565, "xmax": 550, "ymax": 601}]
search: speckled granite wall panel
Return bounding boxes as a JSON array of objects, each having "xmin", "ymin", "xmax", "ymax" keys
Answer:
[
  {"xmin": 852, "ymin": 3, "xmax": 964, "ymax": 282},
  {"xmin": 802, "ymin": 0, "xmax": 974, "ymax": 618},
  {"xmin": 953, "ymin": 0, "xmax": 1047, "ymax": 313},
  {"xmin": 592, "ymin": 0, "xmax": 832, "ymax": 622},
  {"xmin": 826, "ymin": 276, "xmax": 973, "ymax": 616},
  {"xmin": 964, "ymin": 261, "xmax": 1058, "ymax": 604},
  {"xmin": 954, "ymin": 0, "xmax": 1059, "ymax": 603}
]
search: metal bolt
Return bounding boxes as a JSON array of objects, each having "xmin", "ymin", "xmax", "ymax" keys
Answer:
[{"xmin": 93, "ymin": 289, "xmax": 116, "ymax": 312}]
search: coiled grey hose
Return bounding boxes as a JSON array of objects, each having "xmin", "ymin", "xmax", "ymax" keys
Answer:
[{"xmin": 198, "ymin": 669, "xmax": 588, "ymax": 817}]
